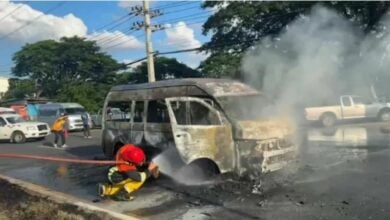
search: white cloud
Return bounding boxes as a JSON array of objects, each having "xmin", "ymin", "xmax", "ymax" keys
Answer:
[
  {"xmin": 165, "ymin": 21, "xmax": 202, "ymax": 49},
  {"xmin": 88, "ymin": 31, "xmax": 144, "ymax": 51},
  {"xmin": 0, "ymin": 2, "xmax": 87, "ymax": 43},
  {"xmin": 164, "ymin": 22, "xmax": 207, "ymax": 68}
]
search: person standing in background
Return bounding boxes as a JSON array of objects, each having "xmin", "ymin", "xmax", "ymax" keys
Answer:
[
  {"xmin": 52, "ymin": 112, "xmax": 68, "ymax": 148},
  {"xmin": 81, "ymin": 111, "xmax": 91, "ymax": 138}
]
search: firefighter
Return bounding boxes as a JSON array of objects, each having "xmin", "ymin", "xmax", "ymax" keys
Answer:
[{"xmin": 98, "ymin": 144, "xmax": 159, "ymax": 200}]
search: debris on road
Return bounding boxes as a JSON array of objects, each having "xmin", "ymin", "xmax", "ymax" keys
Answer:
[{"xmin": 0, "ymin": 179, "xmax": 117, "ymax": 220}]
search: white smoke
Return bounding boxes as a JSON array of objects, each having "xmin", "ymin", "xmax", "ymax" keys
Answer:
[{"xmin": 241, "ymin": 6, "xmax": 390, "ymax": 117}]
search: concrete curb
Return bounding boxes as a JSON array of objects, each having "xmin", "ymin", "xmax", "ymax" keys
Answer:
[{"xmin": 0, "ymin": 174, "xmax": 139, "ymax": 220}]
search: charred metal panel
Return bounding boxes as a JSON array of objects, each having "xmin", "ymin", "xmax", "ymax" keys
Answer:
[
  {"xmin": 204, "ymin": 82, "xmax": 259, "ymax": 97},
  {"xmin": 102, "ymin": 127, "xmax": 132, "ymax": 158},
  {"xmin": 234, "ymin": 118, "xmax": 292, "ymax": 140},
  {"xmin": 236, "ymin": 138, "xmax": 297, "ymax": 175},
  {"xmin": 144, "ymin": 123, "xmax": 174, "ymax": 151},
  {"xmin": 171, "ymin": 125, "xmax": 235, "ymax": 173},
  {"xmin": 131, "ymin": 122, "xmax": 144, "ymax": 146},
  {"xmin": 166, "ymin": 96, "xmax": 236, "ymax": 173},
  {"xmin": 109, "ymin": 86, "xmax": 208, "ymax": 102}
]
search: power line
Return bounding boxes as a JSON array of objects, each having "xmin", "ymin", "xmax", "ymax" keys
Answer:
[
  {"xmin": 0, "ymin": 2, "xmax": 65, "ymax": 40},
  {"xmin": 94, "ymin": 13, "xmax": 130, "ymax": 32},
  {"xmin": 90, "ymin": 15, "xmax": 136, "ymax": 42},
  {"xmin": 98, "ymin": 29, "xmax": 138, "ymax": 46},
  {"xmin": 153, "ymin": 1, "xmax": 196, "ymax": 10},
  {"xmin": 0, "ymin": 3, "xmax": 23, "ymax": 23},
  {"xmin": 102, "ymin": 32, "xmax": 144, "ymax": 50},
  {"xmin": 157, "ymin": 11, "xmax": 211, "ymax": 24},
  {"xmin": 162, "ymin": 5, "xmax": 201, "ymax": 16}
]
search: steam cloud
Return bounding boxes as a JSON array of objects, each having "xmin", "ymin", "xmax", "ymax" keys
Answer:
[{"xmin": 241, "ymin": 6, "xmax": 390, "ymax": 117}]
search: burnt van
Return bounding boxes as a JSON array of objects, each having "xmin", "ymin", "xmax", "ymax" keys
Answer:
[{"xmin": 101, "ymin": 78, "xmax": 296, "ymax": 176}]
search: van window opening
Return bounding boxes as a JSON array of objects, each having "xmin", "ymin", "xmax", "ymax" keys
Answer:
[
  {"xmin": 171, "ymin": 100, "xmax": 221, "ymax": 126},
  {"xmin": 217, "ymin": 95, "xmax": 271, "ymax": 121},
  {"xmin": 105, "ymin": 102, "xmax": 131, "ymax": 122},
  {"xmin": 147, "ymin": 100, "xmax": 170, "ymax": 123}
]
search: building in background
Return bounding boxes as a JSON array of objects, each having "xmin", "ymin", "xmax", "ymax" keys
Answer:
[{"xmin": 0, "ymin": 77, "xmax": 9, "ymax": 100}]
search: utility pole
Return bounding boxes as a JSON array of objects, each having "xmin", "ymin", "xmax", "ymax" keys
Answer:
[
  {"xmin": 131, "ymin": 1, "xmax": 163, "ymax": 83},
  {"xmin": 143, "ymin": 0, "xmax": 155, "ymax": 82}
]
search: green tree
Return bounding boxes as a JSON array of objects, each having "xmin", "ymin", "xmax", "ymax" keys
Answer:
[
  {"xmin": 12, "ymin": 36, "xmax": 122, "ymax": 98},
  {"xmin": 3, "ymin": 78, "xmax": 35, "ymax": 100},
  {"xmin": 116, "ymin": 56, "xmax": 202, "ymax": 84},
  {"xmin": 200, "ymin": 1, "xmax": 390, "ymax": 79},
  {"xmin": 56, "ymin": 82, "xmax": 111, "ymax": 113}
]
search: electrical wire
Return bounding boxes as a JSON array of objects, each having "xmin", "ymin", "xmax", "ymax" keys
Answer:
[
  {"xmin": 90, "ymin": 15, "xmax": 136, "ymax": 42},
  {"xmin": 102, "ymin": 32, "xmax": 145, "ymax": 50},
  {"xmin": 157, "ymin": 11, "xmax": 211, "ymax": 24},
  {"xmin": 98, "ymin": 29, "xmax": 138, "ymax": 46},
  {"xmin": 153, "ymin": 1, "xmax": 197, "ymax": 10},
  {"xmin": 0, "ymin": 3, "xmax": 24, "ymax": 23},
  {"xmin": 162, "ymin": 5, "xmax": 201, "ymax": 16},
  {"xmin": 0, "ymin": 2, "xmax": 65, "ymax": 40}
]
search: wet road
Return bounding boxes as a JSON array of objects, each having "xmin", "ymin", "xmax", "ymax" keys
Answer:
[{"xmin": 0, "ymin": 123, "xmax": 390, "ymax": 219}]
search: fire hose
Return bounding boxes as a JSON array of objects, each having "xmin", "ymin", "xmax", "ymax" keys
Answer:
[
  {"xmin": 0, "ymin": 153, "xmax": 160, "ymax": 177},
  {"xmin": 0, "ymin": 153, "xmax": 120, "ymax": 165}
]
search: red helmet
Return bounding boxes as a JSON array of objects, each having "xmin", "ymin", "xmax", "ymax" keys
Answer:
[{"xmin": 122, "ymin": 144, "xmax": 145, "ymax": 165}]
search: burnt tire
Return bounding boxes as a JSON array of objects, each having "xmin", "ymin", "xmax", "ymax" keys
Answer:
[
  {"xmin": 379, "ymin": 110, "xmax": 390, "ymax": 122},
  {"xmin": 11, "ymin": 131, "xmax": 26, "ymax": 143},
  {"xmin": 321, "ymin": 113, "xmax": 336, "ymax": 127}
]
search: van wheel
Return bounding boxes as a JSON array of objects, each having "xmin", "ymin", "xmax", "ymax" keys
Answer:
[
  {"xmin": 379, "ymin": 110, "xmax": 390, "ymax": 122},
  {"xmin": 176, "ymin": 159, "xmax": 220, "ymax": 185},
  {"xmin": 11, "ymin": 131, "xmax": 26, "ymax": 143},
  {"xmin": 321, "ymin": 113, "xmax": 336, "ymax": 127}
]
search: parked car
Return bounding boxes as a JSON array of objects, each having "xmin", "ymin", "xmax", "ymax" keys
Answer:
[
  {"xmin": 305, "ymin": 95, "xmax": 390, "ymax": 126},
  {"xmin": 0, "ymin": 114, "xmax": 50, "ymax": 143},
  {"xmin": 37, "ymin": 103, "xmax": 93, "ymax": 131}
]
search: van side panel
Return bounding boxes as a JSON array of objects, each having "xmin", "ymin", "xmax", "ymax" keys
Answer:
[{"xmin": 102, "ymin": 122, "xmax": 132, "ymax": 157}]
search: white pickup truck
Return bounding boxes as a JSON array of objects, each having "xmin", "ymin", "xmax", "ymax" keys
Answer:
[
  {"xmin": 305, "ymin": 95, "xmax": 390, "ymax": 126},
  {"xmin": 0, "ymin": 114, "xmax": 50, "ymax": 143}
]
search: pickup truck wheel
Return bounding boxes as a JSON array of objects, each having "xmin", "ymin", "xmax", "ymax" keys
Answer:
[
  {"xmin": 11, "ymin": 131, "xmax": 26, "ymax": 143},
  {"xmin": 321, "ymin": 114, "xmax": 336, "ymax": 127},
  {"xmin": 379, "ymin": 110, "xmax": 390, "ymax": 122}
]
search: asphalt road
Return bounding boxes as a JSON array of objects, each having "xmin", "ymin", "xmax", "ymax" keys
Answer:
[{"xmin": 0, "ymin": 123, "xmax": 389, "ymax": 220}]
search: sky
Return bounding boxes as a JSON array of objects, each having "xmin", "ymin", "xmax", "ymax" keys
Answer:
[{"xmin": 0, "ymin": 0, "xmax": 213, "ymax": 77}]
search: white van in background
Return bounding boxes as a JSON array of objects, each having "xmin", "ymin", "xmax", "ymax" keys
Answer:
[{"xmin": 38, "ymin": 103, "xmax": 93, "ymax": 131}]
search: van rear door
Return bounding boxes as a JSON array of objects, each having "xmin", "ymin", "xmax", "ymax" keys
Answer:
[{"xmin": 165, "ymin": 97, "xmax": 235, "ymax": 173}]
